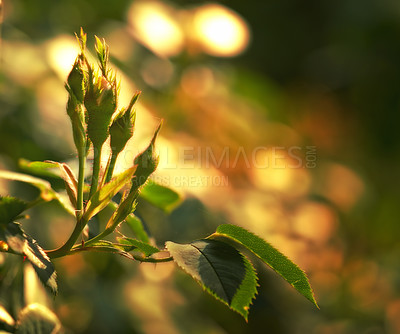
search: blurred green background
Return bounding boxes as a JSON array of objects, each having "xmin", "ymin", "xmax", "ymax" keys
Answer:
[{"xmin": 1, "ymin": 0, "xmax": 400, "ymax": 333}]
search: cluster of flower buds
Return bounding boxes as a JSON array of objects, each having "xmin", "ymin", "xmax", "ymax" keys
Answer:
[{"xmin": 64, "ymin": 29, "xmax": 161, "ymax": 198}]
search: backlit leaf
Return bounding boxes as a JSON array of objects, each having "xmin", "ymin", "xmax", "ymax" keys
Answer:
[
  {"xmin": 72, "ymin": 240, "xmax": 134, "ymax": 260},
  {"xmin": 211, "ymin": 224, "xmax": 318, "ymax": 307},
  {"xmin": 124, "ymin": 214, "xmax": 150, "ymax": 243},
  {"xmin": 0, "ymin": 222, "xmax": 57, "ymax": 295},
  {"xmin": 166, "ymin": 239, "xmax": 258, "ymax": 319},
  {"xmin": 0, "ymin": 171, "xmax": 75, "ymax": 215},
  {"xmin": 15, "ymin": 304, "xmax": 61, "ymax": 334},
  {"xmin": 19, "ymin": 160, "xmax": 79, "ymax": 209},
  {"xmin": 19, "ymin": 159, "xmax": 62, "ymax": 179},
  {"xmin": 83, "ymin": 166, "xmax": 136, "ymax": 222},
  {"xmin": 117, "ymin": 237, "xmax": 159, "ymax": 256},
  {"xmin": 140, "ymin": 181, "xmax": 182, "ymax": 213}
]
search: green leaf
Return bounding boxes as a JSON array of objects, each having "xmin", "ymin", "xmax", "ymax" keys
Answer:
[
  {"xmin": 0, "ymin": 196, "xmax": 28, "ymax": 226},
  {"xmin": 19, "ymin": 160, "xmax": 79, "ymax": 208},
  {"xmin": 117, "ymin": 237, "xmax": 159, "ymax": 256},
  {"xmin": 73, "ymin": 240, "xmax": 134, "ymax": 260},
  {"xmin": 106, "ymin": 190, "xmax": 136, "ymax": 230},
  {"xmin": 0, "ymin": 170, "xmax": 75, "ymax": 216},
  {"xmin": 140, "ymin": 180, "xmax": 182, "ymax": 213},
  {"xmin": 18, "ymin": 159, "xmax": 62, "ymax": 179},
  {"xmin": 211, "ymin": 224, "xmax": 318, "ymax": 307},
  {"xmin": 83, "ymin": 166, "xmax": 136, "ymax": 222},
  {"xmin": 15, "ymin": 304, "xmax": 61, "ymax": 334},
  {"xmin": 0, "ymin": 222, "xmax": 57, "ymax": 295},
  {"xmin": 166, "ymin": 239, "xmax": 258, "ymax": 320},
  {"xmin": 124, "ymin": 214, "xmax": 150, "ymax": 243}
]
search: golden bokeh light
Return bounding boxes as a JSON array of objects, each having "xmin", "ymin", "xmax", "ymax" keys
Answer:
[
  {"xmin": 127, "ymin": 1, "xmax": 184, "ymax": 57},
  {"xmin": 251, "ymin": 148, "xmax": 311, "ymax": 197},
  {"xmin": 192, "ymin": 4, "xmax": 251, "ymax": 57},
  {"xmin": 292, "ymin": 201, "xmax": 337, "ymax": 244},
  {"xmin": 180, "ymin": 65, "xmax": 215, "ymax": 97},
  {"xmin": 3, "ymin": 41, "xmax": 47, "ymax": 84},
  {"xmin": 321, "ymin": 163, "xmax": 365, "ymax": 211},
  {"xmin": 45, "ymin": 35, "xmax": 81, "ymax": 80}
]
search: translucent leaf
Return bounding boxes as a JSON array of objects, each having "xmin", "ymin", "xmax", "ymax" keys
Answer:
[
  {"xmin": 18, "ymin": 159, "xmax": 62, "ymax": 179},
  {"xmin": 124, "ymin": 214, "xmax": 150, "ymax": 243},
  {"xmin": 19, "ymin": 160, "xmax": 79, "ymax": 208},
  {"xmin": 140, "ymin": 181, "xmax": 182, "ymax": 213},
  {"xmin": 15, "ymin": 304, "xmax": 61, "ymax": 334},
  {"xmin": 102, "ymin": 201, "xmax": 150, "ymax": 243},
  {"xmin": 0, "ymin": 171, "xmax": 75, "ymax": 216},
  {"xmin": 166, "ymin": 239, "xmax": 258, "ymax": 320},
  {"xmin": 0, "ymin": 196, "xmax": 28, "ymax": 226},
  {"xmin": 106, "ymin": 190, "xmax": 136, "ymax": 230},
  {"xmin": 117, "ymin": 237, "xmax": 159, "ymax": 256},
  {"xmin": 212, "ymin": 224, "xmax": 318, "ymax": 307},
  {"xmin": 0, "ymin": 305, "xmax": 15, "ymax": 332},
  {"xmin": 0, "ymin": 223, "xmax": 57, "ymax": 295},
  {"xmin": 83, "ymin": 166, "xmax": 136, "ymax": 222}
]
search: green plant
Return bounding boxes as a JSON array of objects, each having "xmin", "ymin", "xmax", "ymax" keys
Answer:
[{"xmin": 0, "ymin": 30, "xmax": 318, "ymax": 329}]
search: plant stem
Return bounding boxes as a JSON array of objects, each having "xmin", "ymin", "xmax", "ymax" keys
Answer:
[
  {"xmin": 84, "ymin": 227, "xmax": 112, "ymax": 246},
  {"xmin": 46, "ymin": 147, "xmax": 87, "ymax": 259},
  {"xmin": 89, "ymin": 146, "xmax": 102, "ymax": 198},
  {"xmin": 105, "ymin": 151, "xmax": 118, "ymax": 183},
  {"xmin": 76, "ymin": 150, "xmax": 85, "ymax": 215},
  {"xmin": 46, "ymin": 216, "xmax": 88, "ymax": 259},
  {"xmin": 68, "ymin": 245, "xmax": 173, "ymax": 263}
]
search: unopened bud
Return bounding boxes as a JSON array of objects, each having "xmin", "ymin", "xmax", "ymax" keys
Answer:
[
  {"xmin": 84, "ymin": 69, "xmax": 117, "ymax": 149},
  {"xmin": 109, "ymin": 92, "xmax": 140, "ymax": 155},
  {"xmin": 67, "ymin": 55, "xmax": 86, "ymax": 103},
  {"xmin": 131, "ymin": 122, "xmax": 162, "ymax": 190}
]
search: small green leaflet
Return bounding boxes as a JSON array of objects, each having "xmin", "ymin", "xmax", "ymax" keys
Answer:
[
  {"xmin": 166, "ymin": 239, "xmax": 258, "ymax": 320},
  {"xmin": 72, "ymin": 240, "xmax": 134, "ymax": 260},
  {"xmin": 83, "ymin": 166, "xmax": 136, "ymax": 222},
  {"xmin": 106, "ymin": 190, "xmax": 137, "ymax": 230},
  {"xmin": 124, "ymin": 213, "xmax": 150, "ymax": 243},
  {"xmin": 117, "ymin": 237, "xmax": 159, "ymax": 257},
  {"xmin": 0, "ymin": 222, "xmax": 57, "ymax": 295},
  {"xmin": 211, "ymin": 224, "xmax": 318, "ymax": 308},
  {"xmin": 140, "ymin": 181, "xmax": 182, "ymax": 213},
  {"xmin": 0, "ymin": 196, "xmax": 28, "ymax": 225}
]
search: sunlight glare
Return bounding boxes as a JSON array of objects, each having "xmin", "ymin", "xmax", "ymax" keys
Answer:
[
  {"xmin": 45, "ymin": 35, "xmax": 81, "ymax": 80},
  {"xmin": 128, "ymin": 1, "xmax": 184, "ymax": 57},
  {"xmin": 192, "ymin": 4, "xmax": 250, "ymax": 57}
]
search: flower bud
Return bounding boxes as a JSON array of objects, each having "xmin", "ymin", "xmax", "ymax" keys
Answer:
[
  {"xmin": 131, "ymin": 122, "xmax": 162, "ymax": 190},
  {"xmin": 84, "ymin": 69, "xmax": 117, "ymax": 149},
  {"xmin": 67, "ymin": 55, "xmax": 86, "ymax": 103},
  {"xmin": 94, "ymin": 36, "xmax": 109, "ymax": 76},
  {"xmin": 109, "ymin": 92, "xmax": 140, "ymax": 155}
]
